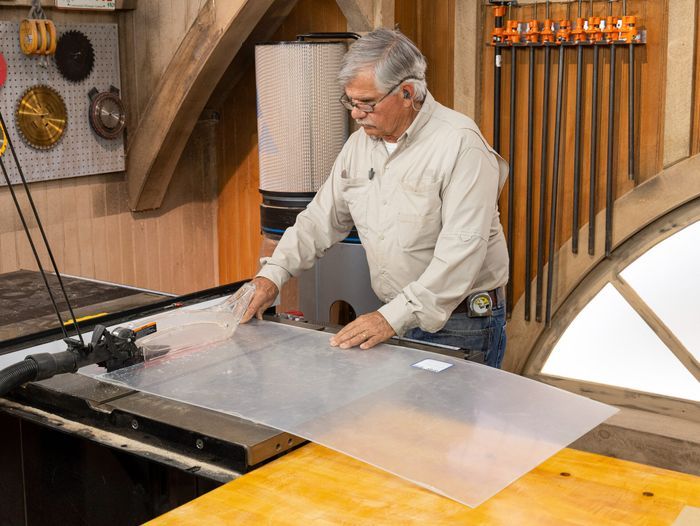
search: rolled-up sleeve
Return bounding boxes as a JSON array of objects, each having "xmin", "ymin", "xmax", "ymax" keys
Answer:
[{"xmin": 257, "ymin": 152, "xmax": 355, "ymax": 291}]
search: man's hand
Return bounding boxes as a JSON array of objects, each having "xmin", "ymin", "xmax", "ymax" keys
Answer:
[
  {"xmin": 241, "ymin": 277, "xmax": 279, "ymax": 323},
  {"xmin": 329, "ymin": 311, "xmax": 396, "ymax": 350}
]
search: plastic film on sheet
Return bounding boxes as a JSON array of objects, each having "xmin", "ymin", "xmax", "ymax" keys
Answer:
[
  {"xmin": 132, "ymin": 283, "xmax": 255, "ymax": 361},
  {"xmin": 94, "ymin": 317, "xmax": 616, "ymax": 508}
]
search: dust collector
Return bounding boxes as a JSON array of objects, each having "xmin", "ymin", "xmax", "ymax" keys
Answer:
[{"xmin": 255, "ymin": 36, "xmax": 381, "ymax": 323}]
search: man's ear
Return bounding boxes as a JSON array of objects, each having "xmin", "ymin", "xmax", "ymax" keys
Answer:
[{"xmin": 402, "ymin": 84, "xmax": 415, "ymax": 105}]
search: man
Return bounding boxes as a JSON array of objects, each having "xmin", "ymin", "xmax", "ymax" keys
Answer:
[{"xmin": 242, "ymin": 28, "xmax": 509, "ymax": 368}]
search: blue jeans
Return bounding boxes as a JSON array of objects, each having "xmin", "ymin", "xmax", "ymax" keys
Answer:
[{"xmin": 403, "ymin": 304, "xmax": 507, "ymax": 368}]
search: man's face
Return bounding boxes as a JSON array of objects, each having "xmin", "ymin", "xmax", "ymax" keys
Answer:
[{"xmin": 343, "ymin": 70, "xmax": 409, "ymax": 141}]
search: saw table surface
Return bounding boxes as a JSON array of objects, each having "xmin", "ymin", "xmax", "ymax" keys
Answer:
[{"xmin": 148, "ymin": 443, "xmax": 700, "ymax": 525}]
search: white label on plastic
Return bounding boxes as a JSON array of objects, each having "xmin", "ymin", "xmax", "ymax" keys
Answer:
[
  {"xmin": 496, "ymin": 55, "xmax": 503, "ymax": 67},
  {"xmin": 412, "ymin": 359, "xmax": 454, "ymax": 373}
]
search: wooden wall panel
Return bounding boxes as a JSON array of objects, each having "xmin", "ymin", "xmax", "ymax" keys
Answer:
[
  {"xmin": 480, "ymin": 0, "xmax": 666, "ymax": 308},
  {"xmin": 118, "ymin": 0, "xmax": 205, "ymax": 129},
  {"xmin": 691, "ymin": 0, "xmax": 700, "ymax": 156},
  {"xmin": 395, "ymin": 0, "xmax": 455, "ymax": 107},
  {"xmin": 217, "ymin": 0, "xmax": 347, "ymax": 286},
  {"xmin": 1, "ymin": 126, "xmax": 218, "ymax": 295},
  {"xmin": 0, "ymin": 3, "xmax": 218, "ymax": 295}
]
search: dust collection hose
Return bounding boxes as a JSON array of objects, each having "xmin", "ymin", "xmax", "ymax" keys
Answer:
[
  {"xmin": 0, "ymin": 360, "xmax": 39, "ymax": 397},
  {"xmin": 0, "ymin": 351, "xmax": 78, "ymax": 397}
]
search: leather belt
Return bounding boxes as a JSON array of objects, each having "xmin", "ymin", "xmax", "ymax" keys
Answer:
[{"xmin": 452, "ymin": 287, "xmax": 505, "ymax": 314}]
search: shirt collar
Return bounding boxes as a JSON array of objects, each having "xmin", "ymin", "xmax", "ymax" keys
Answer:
[
  {"xmin": 366, "ymin": 90, "xmax": 436, "ymax": 151},
  {"xmin": 399, "ymin": 90, "xmax": 435, "ymax": 144}
]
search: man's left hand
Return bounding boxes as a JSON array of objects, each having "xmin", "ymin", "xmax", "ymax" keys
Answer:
[{"xmin": 329, "ymin": 311, "xmax": 396, "ymax": 350}]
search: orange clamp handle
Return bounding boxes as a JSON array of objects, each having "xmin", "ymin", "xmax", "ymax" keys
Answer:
[
  {"xmin": 572, "ymin": 17, "xmax": 587, "ymax": 42},
  {"xmin": 541, "ymin": 19, "xmax": 555, "ymax": 43},
  {"xmin": 603, "ymin": 16, "xmax": 620, "ymax": 42},
  {"xmin": 620, "ymin": 15, "xmax": 638, "ymax": 43},
  {"xmin": 556, "ymin": 19, "xmax": 571, "ymax": 43},
  {"xmin": 525, "ymin": 19, "xmax": 540, "ymax": 43},
  {"xmin": 585, "ymin": 16, "xmax": 603, "ymax": 42},
  {"xmin": 504, "ymin": 20, "xmax": 521, "ymax": 44}
]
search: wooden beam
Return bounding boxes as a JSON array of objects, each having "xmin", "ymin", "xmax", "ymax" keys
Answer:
[
  {"xmin": 571, "ymin": 407, "xmax": 700, "ymax": 477},
  {"xmin": 335, "ymin": 0, "xmax": 393, "ymax": 32},
  {"xmin": 335, "ymin": 0, "xmax": 372, "ymax": 31},
  {"xmin": 612, "ymin": 277, "xmax": 700, "ymax": 382},
  {"xmin": 207, "ymin": 0, "xmax": 301, "ymax": 113},
  {"xmin": 126, "ymin": 0, "xmax": 274, "ymax": 211},
  {"xmin": 663, "ymin": 0, "xmax": 695, "ymax": 166},
  {"xmin": 453, "ymin": 0, "xmax": 480, "ymax": 119},
  {"xmin": 532, "ymin": 375, "xmax": 700, "ymax": 424}
]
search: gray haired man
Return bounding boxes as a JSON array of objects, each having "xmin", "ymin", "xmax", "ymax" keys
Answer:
[{"xmin": 243, "ymin": 28, "xmax": 510, "ymax": 368}]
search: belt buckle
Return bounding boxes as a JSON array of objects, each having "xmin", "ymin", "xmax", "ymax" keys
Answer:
[{"xmin": 467, "ymin": 291, "xmax": 492, "ymax": 318}]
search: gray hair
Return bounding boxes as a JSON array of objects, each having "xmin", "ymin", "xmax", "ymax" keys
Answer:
[{"xmin": 338, "ymin": 28, "xmax": 428, "ymax": 102}]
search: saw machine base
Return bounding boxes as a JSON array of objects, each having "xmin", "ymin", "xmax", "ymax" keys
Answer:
[{"xmin": 0, "ymin": 275, "xmax": 303, "ymax": 526}]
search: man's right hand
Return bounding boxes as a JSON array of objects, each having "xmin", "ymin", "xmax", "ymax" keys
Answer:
[{"xmin": 241, "ymin": 276, "xmax": 279, "ymax": 323}]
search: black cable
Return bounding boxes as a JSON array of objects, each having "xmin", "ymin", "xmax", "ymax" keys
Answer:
[
  {"xmin": 0, "ymin": 110, "xmax": 83, "ymax": 344},
  {"xmin": 0, "ymin": 157, "xmax": 69, "ymax": 340}
]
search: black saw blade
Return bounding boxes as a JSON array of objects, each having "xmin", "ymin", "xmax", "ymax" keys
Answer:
[{"xmin": 55, "ymin": 30, "xmax": 95, "ymax": 83}]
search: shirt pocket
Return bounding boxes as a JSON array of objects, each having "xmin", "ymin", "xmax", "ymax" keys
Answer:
[
  {"xmin": 397, "ymin": 173, "xmax": 442, "ymax": 216},
  {"xmin": 397, "ymin": 210, "xmax": 442, "ymax": 251},
  {"xmin": 395, "ymin": 171, "xmax": 442, "ymax": 251},
  {"xmin": 339, "ymin": 176, "xmax": 371, "ymax": 229}
]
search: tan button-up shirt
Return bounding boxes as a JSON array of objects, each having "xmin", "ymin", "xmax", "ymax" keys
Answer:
[{"xmin": 258, "ymin": 91, "xmax": 509, "ymax": 336}]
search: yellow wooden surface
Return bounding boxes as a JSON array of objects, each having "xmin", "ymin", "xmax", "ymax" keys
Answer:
[{"xmin": 149, "ymin": 444, "xmax": 700, "ymax": 525}]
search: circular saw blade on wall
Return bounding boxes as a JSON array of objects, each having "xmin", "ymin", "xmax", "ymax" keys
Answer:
[
  {"xmin": 0, "ymin": 21, "xmax": 124, "ymax": 186},
  {"xmin": 55, "ymin": 29, "xmax": 94, "ymax": 82},
  {"xmin": 88, "ymin": 86, "xmax": 125, "ymax": 139},
  {"xmin": 15, "ymin": 84, "xmax": 67, "ymax": 150}
]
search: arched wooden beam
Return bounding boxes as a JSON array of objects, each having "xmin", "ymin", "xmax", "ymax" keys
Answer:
[
  {"xmin": 504, "ymin": 155, "xmax": 700, "ymax": 374},
  {"xmin": 335, "ymin": 0, "xmax": 394, "ymax": 32},
  {"xmin": 126, "ymin": 0, "xmax": 275, "ymax": 211}
]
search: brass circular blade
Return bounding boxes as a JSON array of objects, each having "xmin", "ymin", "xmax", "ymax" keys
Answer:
[{"xmin": 16, "ymin": 85, "xmax": 67, "ymax": 149}]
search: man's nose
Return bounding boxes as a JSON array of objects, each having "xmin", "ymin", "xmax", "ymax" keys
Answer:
[{"xmin": 351, "ymin": 106, "xmax": 368, "ymax": 119}]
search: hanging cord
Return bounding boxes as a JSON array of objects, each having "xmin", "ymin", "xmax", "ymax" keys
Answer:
[
  {"xmin": 28, "ymin": 0, "xmax": 50, "ymax": 68},
  {"xmin": 0, "ymin": 111, "xmax": 84, "ymax": 345},
  {"xmin": 29, "ymin": 0, "xmax": 46, "ymax": 19}
]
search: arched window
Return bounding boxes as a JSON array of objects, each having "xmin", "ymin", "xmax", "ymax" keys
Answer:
[{"xmin": 528, "ymin": 211, "xmax": 700, "ymax": 421}]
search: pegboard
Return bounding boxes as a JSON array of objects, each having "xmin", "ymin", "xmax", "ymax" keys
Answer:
[{"xmin": 0, "ymin": 22, "xmax": 124, "ymax": 186}]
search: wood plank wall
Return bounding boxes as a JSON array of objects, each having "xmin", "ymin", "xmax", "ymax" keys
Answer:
[
  {"xmin": 395, "ymin": 0, "xmax": 456, "ymax": 108},
  {"xmin": 217, "ymin": 0, "xmax": 347, "ymax": 285},
  {"xmin": 0, "ymin": 3, "xmax": 218, "ymax": 295},
  {"xmin": 480, "ymin": 0, "xmax": 665, "ymax": 307},
  {"xmin": 118, "ymin": 0, "xmax": 206, "ymax": 129}
]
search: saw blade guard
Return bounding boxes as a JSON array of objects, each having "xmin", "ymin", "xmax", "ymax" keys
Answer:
[{"xmin": 135, "ymin": 282, "xmax": 256, "ymax": 362}]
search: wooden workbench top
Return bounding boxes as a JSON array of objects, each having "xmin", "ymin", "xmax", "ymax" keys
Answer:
[{"xmin": 149, "ymin": 443, "xmax": 700, "ymax": 525}]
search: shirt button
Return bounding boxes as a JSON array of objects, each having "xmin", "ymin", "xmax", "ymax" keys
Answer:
[
  {"xmin": 379, "ymin": 234, "xmax": 385, "ymax": 240},
  {"xmin": 382, "ymin": 200, "xmax": 387, "ymax": 205}
]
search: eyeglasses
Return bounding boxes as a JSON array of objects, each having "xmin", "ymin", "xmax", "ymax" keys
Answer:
[{"xmin": 339, "ymin": 76, "xmax": 420, "ymax": 113}]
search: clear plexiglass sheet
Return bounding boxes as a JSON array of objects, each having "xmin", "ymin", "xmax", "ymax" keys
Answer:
[{"xmin": 94, "ymin": 319, "xmax": 616, "ymax": 507}]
